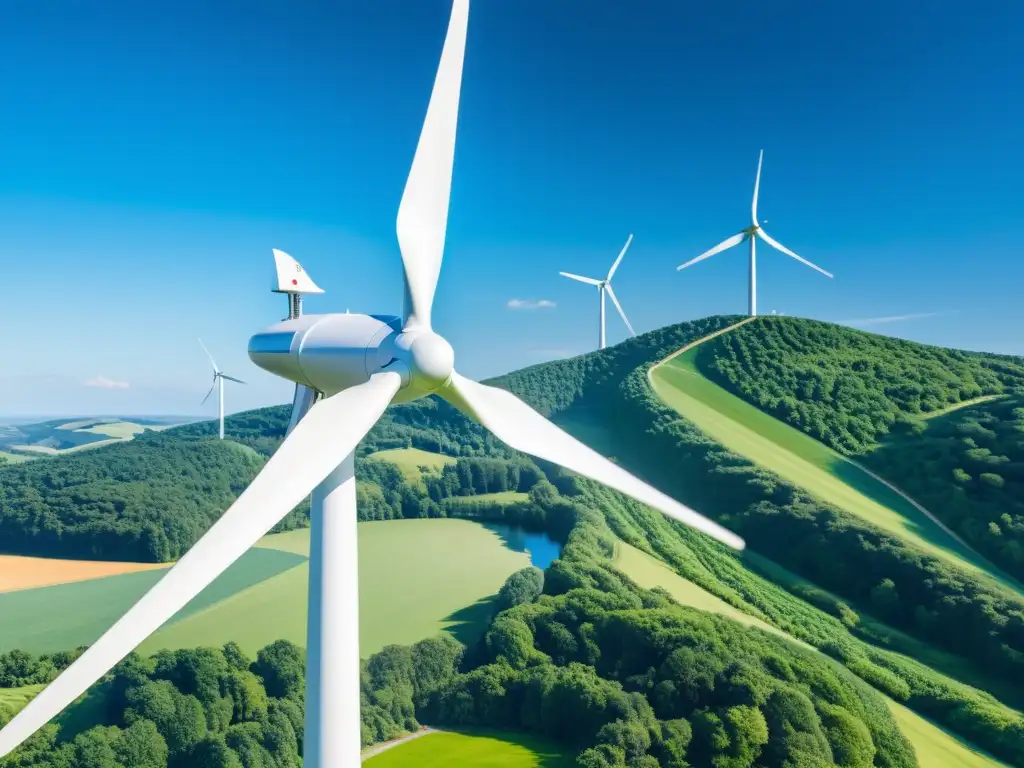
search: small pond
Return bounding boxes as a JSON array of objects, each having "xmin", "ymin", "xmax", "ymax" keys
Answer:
[{"xmin": 482, "ymin": 523, "xmax": 562, "ymax": 570}]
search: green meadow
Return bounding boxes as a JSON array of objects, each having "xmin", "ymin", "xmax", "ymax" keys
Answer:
[
  {"xmin": 141, "ymin": 518, "xmax": 533, "ymax": 657},
  {"xmin": 368, "ymin": 447, "xmax": 455, "ymax": 487},
  {"xmin": 364, "ymin": 730, "xmax": 576, "ymax": 767}
]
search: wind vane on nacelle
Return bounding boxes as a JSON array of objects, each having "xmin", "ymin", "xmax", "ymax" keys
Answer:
[{"xmin": 272, "ymin": 248, "xmax": 323, "ymax": 320}]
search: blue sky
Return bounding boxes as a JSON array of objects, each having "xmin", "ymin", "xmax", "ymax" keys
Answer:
[{"xmin": 1, "ymin": 0, "xmax": 1021, "ymax": 417}]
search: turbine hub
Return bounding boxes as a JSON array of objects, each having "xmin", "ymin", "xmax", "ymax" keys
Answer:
[{"xmin": 395, "ymin": 330, "xmax": 455, "ymax": 391}]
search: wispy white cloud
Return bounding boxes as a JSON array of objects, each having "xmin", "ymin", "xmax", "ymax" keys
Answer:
[
  {"xmin": 84, "ymin": 375, "xmax": 130, "ymax": 389},
  {"xmin": 838, "ymin": 311, "xmax": 951, "ymax": 328},
  {"xmin": 507, "ymin": 298, "xmax": 556, "ymax": 310}
]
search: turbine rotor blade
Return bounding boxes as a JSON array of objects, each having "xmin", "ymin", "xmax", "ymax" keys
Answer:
[
  {"xmin": 220, "ymin": 375, "xmax": 247, "ymax": 385},
  {"xmin": 752, "ymin": 149, "xmax": 763, "ymax": 224},
  {"xmin": 557, "ymin": 268, "xmax": 602, "ymax": 284},
  {"xmin": 559, "ymin": 271, "xmax": 602, "ymax": 286},
  {"xmin": 440, "ymin": 372, "xmax": 744, "ymax": 550},
  {"xmin": 756, "ymin": 229, "xmax": 833, "ymax": 278},
  {"xmin": 605, "ymin": 283, "xmax": 635, "ymax": 336},
  {"xmin": 0, "ymin": 372, "xmax": 403, "ymax": 759},
  {"xmin": 676, "ymin": 232, "xmax": 747, "ymax": 271},
  {"xmin": 201, "ymin": 382, "xmax": 216, "ymax": 405},
  {"xmin": 198, "ymin": 338, "xmax": 219, "ymax": 374},
  {"xmin": 606, "ymin": 233, "xmax": 634, "ymax": 281},
  {"xmin": 395, "ymin": 0, "xmax": 470, "ymax": 330}
]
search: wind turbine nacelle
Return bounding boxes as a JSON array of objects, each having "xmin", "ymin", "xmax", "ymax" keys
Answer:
[{"xmin": 249, "ymin": 313, "xmax": 405, "ymax": 398}]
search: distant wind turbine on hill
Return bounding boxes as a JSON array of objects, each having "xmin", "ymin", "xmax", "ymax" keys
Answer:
[
  {"xmin": 198, "ymin": 339, "xmax": 246, "ymax": 440},
  {"xmin": 560, "ymin": 234, "xmax": 636, "ymax": 349},
  {"xmin": 677, "ymin": 151, "xmax": 833, "ymax": 317}
]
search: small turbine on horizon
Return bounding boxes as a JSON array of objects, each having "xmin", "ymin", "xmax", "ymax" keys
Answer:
[
  {"xmin": 677, "ymin": 151, "xmax": 833, "ymax": 317},
  {"xmin": 199, "ymin": 339, "xmax": 246, "ymax": 440},
  {"xmin": 560, "ymin": 234, "xmax": 636, "ymax": 350}
]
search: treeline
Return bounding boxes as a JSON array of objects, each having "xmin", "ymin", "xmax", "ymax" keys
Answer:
[
  {"xmin": 696, "ymin": 317, "xmax": 1024, "ymax": 454},
  {"xmin": 0, "ymin": 436, "xmax": 267, "ymax": 563},
  {"xmin": 0, "ymin": 648, "xmax": 85, "ymax": 689},
  {"xmin": 861, "ymin": 393, "xmax": 1024, "ymax": 579},
  {"xmin": 170, "ymin": 394, "xmax": 504, "ymax": 461}
]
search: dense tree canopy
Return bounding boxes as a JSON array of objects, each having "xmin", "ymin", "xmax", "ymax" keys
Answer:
[
  {"xmin": 0, "ymin": 437, "xmax": 266, "ymax": 562},
  {"xmin": 861, "ymin": 393, "xmax": 1024, "ymax": 579},
  {"xmin": 696, "ymin": 317, "xmax": 1024, "ymax": 454}
]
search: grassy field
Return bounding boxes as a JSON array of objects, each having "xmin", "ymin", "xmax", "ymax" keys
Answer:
[
  {"xmin": 0, "ymin": 451, "xmax": 33, "ymax": 464},
  {"xmin": 611, "ymin": 537, "xmax": 1010, "ymax": 767},
  {"xmin": 0, "ymin": 555, "xmax": 166, "ymax": 593},
  {"xmin": 649, "ymin": 346, "xmax": 1018, "ymax": 591},
  {"xmin": 447, "ymin": 491, "xmax": 530, "ymax": 505},
  {"xmin": 613, "ymin": 540, "xmax": 781, "ymax": 634},
  {"xmin": 887, "ymin": 701, "xmax": 1010, "ymax": 768},
  {"xmin": 368, "ymin": 447, "xmax": 455, "ymax": 487},
  {"xmin": 920, "ymin": 394, "xmax": 1005, "ymax": 420},
  {"xmin": 0, "ymin": 684, "xmax": 45, "ymax": 716},
  {"xmin": 364, "ymin": 730, "xmax": 576, "ymax": 767},
  {"xmin": 141, "ymin": 519, "xmax": 534, "ymax": 657}
]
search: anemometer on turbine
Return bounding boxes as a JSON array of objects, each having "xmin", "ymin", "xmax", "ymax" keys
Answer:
[{"xmin": 0, "ymin": 2, "xmax": 745, "ymax": 765}]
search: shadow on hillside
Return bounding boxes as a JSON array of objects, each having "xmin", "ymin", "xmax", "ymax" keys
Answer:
[
  {"xmin": 828, "ymin": 452, "xmax": 1012, "ymax": 581},
  {"xmin": 443, "ymin": 596, "xmax": 499, "ymax": 647}
]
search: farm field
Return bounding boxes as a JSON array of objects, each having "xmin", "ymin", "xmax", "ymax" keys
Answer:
[
  {"xmin": 648, "ymin": 345, "xmax": 1018, "ymax": 591},
  {"xmin": 611, "ymin": 537, "xmax": 1010, "ymax": 767},
  {"xmin": 141, "ymin": 518, "xmax": 537, "ymax": 657},
  {"xmin": 363, "ymin": 730, "xmax": 576, "ymax": 767},
  {"xmin": 0, "ymin": 554, "xmax": 166, "ymax": 593},
  {"xmin": 0, "ymin": 547, "xmax": 305, "ymax": 654},
  {"xmin": 0, "ymin": 520, "xmax": 537, "ymax": 659}
]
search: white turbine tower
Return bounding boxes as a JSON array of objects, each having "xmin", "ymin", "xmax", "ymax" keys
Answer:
[
  {"xmin": 677, "ymin": 151, "xmax": 833, "ymax": 317},
  {"xmin": 0, "ymin": 3, "xmax": 745, "ymax": 766},
  {"xmin": 199, "ymin": 340, "xmax": 246, "ymax": 440},
  {"xmin": 560, "ymin": 234, "xmax": 636, "ymax": 349}
]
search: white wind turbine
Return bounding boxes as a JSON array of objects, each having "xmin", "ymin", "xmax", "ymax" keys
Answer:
[
  {"xmin": 560, "ymin": 234, "xmax": 636, "ymax": 349},
  {"xmin": 677, "ymin": 151, "xmax": 833, "ymax": 317},
  {"xmin": 198, "ymin": 339, "xmax": 246, "ymax": 440},
  {"xmin": 0, "ymin": 3, "xmax": 745, "ymax": 766}
]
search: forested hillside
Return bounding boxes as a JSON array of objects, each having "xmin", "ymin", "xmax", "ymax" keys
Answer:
[
  {"xmin": 691, "ymin": 316, "xmax": 1024, "ymax": 579},
  {"xmin": 0, "ymin": 438, "xmax": 266, "ymax": 562},
  {"xmin": 695, "ymin": 317, "xmax": 1024, "ymax": 454},
  {"xmin": 860, "ymin": 393, "xmax": 1024, "ymax": 577}
]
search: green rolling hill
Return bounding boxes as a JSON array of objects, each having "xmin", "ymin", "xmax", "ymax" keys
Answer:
[{"xmin": 3, "ymin": 314, "xmax": 1024, "ymax": 766}]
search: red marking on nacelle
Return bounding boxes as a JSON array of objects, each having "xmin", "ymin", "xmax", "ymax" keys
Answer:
[{"xmin": 292, "ymin": 279, "xmax": 298, "ymax": 285}]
